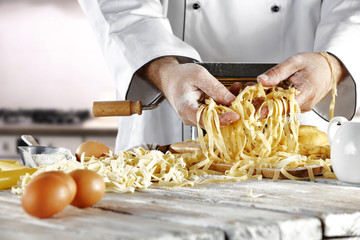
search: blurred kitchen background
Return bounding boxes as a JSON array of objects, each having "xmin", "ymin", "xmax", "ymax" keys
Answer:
[{"xmin": 0, "ymin": 0, "xmax": 118, "ymax": 160}]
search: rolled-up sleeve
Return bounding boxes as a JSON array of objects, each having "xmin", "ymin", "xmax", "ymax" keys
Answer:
[
  {"xmin": 77, "ymin": 0, "xmax": 201, "ymax": 103},
  {"xmin": 314, "ymin": 0, "xmax": 360, "ymax": 120}
]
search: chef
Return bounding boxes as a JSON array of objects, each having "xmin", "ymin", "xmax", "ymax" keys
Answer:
[{"xmin": 78, "ymin": 0, "xmax": 360, "ymax": 151}]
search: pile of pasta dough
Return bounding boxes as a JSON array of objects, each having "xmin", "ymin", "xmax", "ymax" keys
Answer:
[{"xmin": 195, "ymin": 84, "xmax": 332, "ymax": 180}]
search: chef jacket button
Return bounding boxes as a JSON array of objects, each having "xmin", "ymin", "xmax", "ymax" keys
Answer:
[
  {"xmin": 271, "ymin": 5, "xmax": 280, "ymax": 13},
  {"xmin": 193, "ymin": 3, "xmax": 201, "ymax": 10}
]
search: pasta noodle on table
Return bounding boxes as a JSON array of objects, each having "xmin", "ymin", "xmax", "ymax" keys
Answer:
[{"xmin": 13, "ymin": 80, "xmax": 335, "ymax": 194}]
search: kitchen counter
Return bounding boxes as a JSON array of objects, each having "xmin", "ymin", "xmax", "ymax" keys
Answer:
[
  {"xmin": 0, "ymin": 118, "xmax": 118, "ymax": 159},
  {"xmin": 0, "ymin": 118, "xmax": 118, "ymax": 136},
  {"xmin": 1, "ymin": 178, "xmax": 360, "ymax": 239}
]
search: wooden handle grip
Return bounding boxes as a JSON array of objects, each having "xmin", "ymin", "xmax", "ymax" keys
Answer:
[{"xmin": 93, "ymin": 101, "xmax": 142, "ymax": 117}]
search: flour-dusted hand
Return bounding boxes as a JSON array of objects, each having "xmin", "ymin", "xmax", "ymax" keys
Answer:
[
  {"xmin": 257, "ymin": 52, "xmax": 347, "ymax": 112},
  {"xmin": 140, "ymin": 57, "xmax": 240, "ymax": 126},
  {"xmin": 229, "ymin": 82, "xmax": 269, "ymax": 118}
]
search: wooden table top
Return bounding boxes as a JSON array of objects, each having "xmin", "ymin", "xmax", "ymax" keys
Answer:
[{"xmin": 1, "ymin": 178, "xmax": 360, "ymax": 240}]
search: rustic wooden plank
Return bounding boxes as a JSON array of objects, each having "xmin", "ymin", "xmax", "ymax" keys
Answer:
[
  {"xmin": 315, "ymin": 178, "xmax": 360, "ymax": 188},
  {"xmin": 0, "ymin": 191, "xmax": 223, "ymax": 240},
  {"xmin": 96, "ymin": 191, "xmax": 321, "ymax": 240},
  {"xmin": 131, "ymin": 179, "xmax": 360, "ymax": 238},
  {"xmin": 2, "ymin": 178, "xmax": 360, "ymax": 239}
]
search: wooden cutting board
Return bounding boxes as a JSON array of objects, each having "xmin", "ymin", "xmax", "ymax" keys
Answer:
[{"xmin": 164, "ymin": 142, "xmax": 326, "ymax": 179}]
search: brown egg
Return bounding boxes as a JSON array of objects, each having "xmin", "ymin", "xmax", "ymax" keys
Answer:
[
  {"xmin": 38, "ymin": 171, "xmax": 77, "ymax": 203},
  {"xmin": 70, "ymin": 169, "xmax": 105, "ymax": 208},
  {"xmin": 21, "ymin": 172, "xmax": 71, "ymax": 218},
  {"xmin": 75, "ymin": 141, "xmax": 110, "ymax": 161}
]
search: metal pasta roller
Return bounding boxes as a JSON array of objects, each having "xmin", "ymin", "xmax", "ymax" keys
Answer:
[{"xmin": 92, "ymin": 63, "xmax": 277, "ymax": 117}]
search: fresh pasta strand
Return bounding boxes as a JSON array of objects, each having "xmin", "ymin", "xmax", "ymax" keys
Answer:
[
  {"xmin": 197, "ymin": 84, "xmax": 333, "ymax": 180},
  {"xmin": 318, "ymin": 51, "xmax": 337, "ymax": 120}
]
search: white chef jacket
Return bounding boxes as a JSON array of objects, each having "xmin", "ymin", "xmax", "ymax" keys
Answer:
[{"xmin": 78, "ymin": 0, "xmax": 360, "ymax": 151}]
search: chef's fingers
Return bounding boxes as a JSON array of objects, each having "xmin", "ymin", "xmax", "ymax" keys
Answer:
[
  {"xmin": 250, "ymin": 97, "xmax": 269, "ymax": 119},
  {"xmin": 181, "ymin": 104, "xmax": 200, "ymax": 127},
  {"xmin": 289, "ymin": 75, "xmax": 316, "ymax": 112},
  {"xmin": 194, "ymin": 111, "xmax": 240, "ymax": 128},
  {"xmin": 229, "ymin": 82, "xmax": 258, "ymax": 96},
  {"xmin": 252, "ymin": 97, "xmax": 265, "ymax": 111},
  {"xmin": 251, "ymin": 97, "xmax": 268, "ymax": 119},
  {"xmin": 184, "ymin": 107, "xmax": 240, "ymax": 128},
  {"xmin": 244, "ymin": 82, "xmax": 257, "ymax": 88},
  {"xmin": 196, "ymin": 70, "xmax": 236, "ymax": 106},
  {"xmin": 229, "ymin": 82, "xmax": 242, "ymax": 95},
  {"xmin": 257, "ymin": 54, "xmax": 303, "ymax": 86},
  {"xmin": 176, "ymin": 89, "xmax": 203, "ymax": 127},
  {"xmin": 219, "ymin": 112, "xmax": 240, "ymax": 126},
  {"xmin": 260, "ymin": 107, "xmax": 269, "ymax": 119}
]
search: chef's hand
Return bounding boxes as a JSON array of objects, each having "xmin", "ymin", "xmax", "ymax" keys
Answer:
[
  {"xmin": 229, "ymin": 82, "xmax": 269, "ymax": 118},
  {"xmin": 257, "ymin": 52, "xmax": 347, "ymax": 112},
  {"xmin": 139, "ymin": 56, "xmax": 240, "ymax": 126}
]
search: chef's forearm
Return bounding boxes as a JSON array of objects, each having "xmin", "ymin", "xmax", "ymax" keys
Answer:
[
  {"xmin": 314, "ymin": 1, "xmax": 360, "ymax": 120},
  {"xmin": 138, "ymin": 56, "xmax": 180, "ymax": 93}
]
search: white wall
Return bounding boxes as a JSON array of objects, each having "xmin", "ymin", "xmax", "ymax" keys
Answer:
[{"xmin": 0, "ymin": 0, "xmax": 115, "ymax": 110}]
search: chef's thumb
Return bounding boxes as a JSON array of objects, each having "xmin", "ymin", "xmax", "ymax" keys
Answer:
[{"xmin": 257, "ymin": 57, "xmax": 301, "ymax": 86}]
